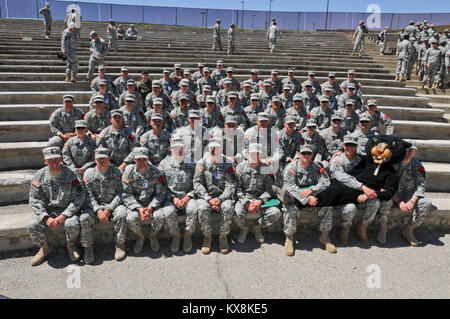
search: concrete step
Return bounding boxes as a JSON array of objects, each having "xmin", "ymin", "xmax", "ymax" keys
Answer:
[
  {"xmin": 0, "ymin": 91, "xmax": 90, "ymax": 104},
  {"xmin": 392, "ymin": 120, "xmax": 450, "ymax": 140},
  {"xmin": 0, "ymin": 104, "xmax": 90, "ymax": 121},
  {"xmin": 416, "ymin": 94, "xmax": 450, "ymax": 105},
  {"xmin": 429, "ymin": 103, "xmax": 450, "ymax": 114},
  {"xmin": 378, "ymin": 106, "xmax": 445, "ymax": 122},
  {"xmin": 362, "ymin": 94, "xmax": 430, "ymax": 108},
  {"xmin": 0, "ymin": 120, "xmax": 50, "ymax": 142}
]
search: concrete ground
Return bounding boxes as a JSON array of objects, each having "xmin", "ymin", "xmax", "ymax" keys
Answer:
[{"xmin": 0, "ymin": 228, "xmax": 449, "ymax": 299}]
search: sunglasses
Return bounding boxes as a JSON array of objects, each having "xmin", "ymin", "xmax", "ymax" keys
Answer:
[
  {"xmin": 332, "ymin": 119, "xmax": 342, "ymax": 123},
  {"xmin": 344, "ymin": 143, "xmax": 357, "ymax": 147},
  {"xmin": 301, "ymin": 152, "xmax": 313, "ymax": 156},
  {"xmin": 360, "ymin": 121, "xmax": 370, "ymax": 124}
]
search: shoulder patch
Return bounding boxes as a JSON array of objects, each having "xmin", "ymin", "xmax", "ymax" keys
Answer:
[
  {"xmin": 129, "ymin": 134, "xmax": 135, "ymax": 140},
  {"xmin": 318, "ymin": 168, "xmax": 324, "ymax": 174},
  {"xmin": 32, "ymin": 180, "xmax": 41, "ymax": 188},
  {"xmin": 418, "ymin": 166, "xmax": 425, "ymax": 173},
  {"xmin": 227, "ymin": 167, "xmax": 234, "ymax": 174},
  {"xmin": 122, "ymin": 177, "xmax": 129, "ymax": 184},
  {"xmin": 158, "ymin": 175, "xmax": 164, "ymax": 183},
  {"xmin": 384, "ymin": 114, "xmax": 388, "ymax": 120},
  {"xmin": 81, "ymin": 114, "xmax": 85, "ymax": 119},
  {"xmin": 72, "ymin": 179, "xmax": 79, "ymax": 187},
  {"xmin": 289, "ymin": 169, "xmax": 296, "ymax": 176},
  {"xmin": 82, "ymin": 176, "xmax": 88, "ymax": 183}
]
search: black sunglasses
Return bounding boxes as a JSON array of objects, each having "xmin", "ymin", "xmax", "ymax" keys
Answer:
[{"xmin": 301, "ymin": 151, "xmax": 313, "ymax": 156}]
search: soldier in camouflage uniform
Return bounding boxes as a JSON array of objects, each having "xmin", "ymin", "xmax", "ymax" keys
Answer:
[
  {"xmin": 218, "ymin": 67, "xmax": 241, "ymax": 92},
  {"xmin": 144, "ymin": 97, "xmax": 175, "ymax": 133},
  {"xmin": 321, "ymin": 72, "xmax": 342, "ymax": 98},
  {"xmin": 278, "ymin": 115, "xmax": 304, "ymax": 168},
  {"xmin": 113, "ymin": 67, "xmax": 131, "ymax": 97},
  {"xmin": 196, "ymin": 68, "xmax": 218, "ymax": 96},
  {"xmin": 234, "ymin": 143, "xmax": 282, "ymax": 244},
  {"xmin": 267, "ymin": 96, "xmax": 286, "ymax": 130},
  {"xmin": 85, "ymin": 95, "xmax": 111, "ymax": 140},
  {"xmin": 279, "ymin": 85, "xmax": 294, "ymax": 109},
  {"xmin": 159, "ymin": 68, "xmax": 178, "ymax": 96},
  {"xmin": 286, "ymin": 94, "xmax": 308, "ymax": 132},
  {"xmin": 96, "ymin": 109, "xmax": 138, "ymax": 172},
  {"xmin": 136, "ymin": 70, "xmax": 152, "ymax": 103},
  {"xmin": 337, "ymin": 83, "xmax": 363, "ymax": 112},
  {"xmin": 391, "ymin": 143, "xmax": 432, "ymax": 246},
  {"xmin": 90, "ymin": 80, "xmax": 118, "ymax": 112},
  {"xmin": 171, "ymin": 79, "xmax": 197, "ymax": 109},
  {"xmin": 61, "ymin": 23, "xmax": 78, "ymax": 82},
  {"xmin": 192, "ymin": 63, "xmax": 205, "ymax": 82},
  {"xmin": 227, "ymin": 24, "xmax": 236, "ymax": 55},
  {"xmin": 196, "ymin": 85, "xmax": 213, "ymax": 109},
  {"xmin": 422, "ymin": 39, "xmax": 444, "ymax": 88},
  {"xmin": 83, "ymin": 148, "xmax": 128, "ymax": 261},
  {"xmin": 340, "ymin": 70, "xmax": 363, "ymax": 97},
  {"xmin": 321, "ymin": 84, "xmax": 339, "ymax": 111},
  {"xmin": 248, "ymin": 69, "xmax": 263, "ymax": 93},
  {"xmin": 319, "ymin": 113, "xmax": 348, "ymax": 158},
  {"xmin": 48, "ymin": 94, "xmax": 85, "ymax": 149},
  {"xmin": 352, "ymin": 20, "xmax": 368, "ymax": 56},
  {"xmin": 244, "ymin": 93, "xmax": 265, "ymax": 128},
  {"xmin": 212, "ymin": 19, "xmax": 224, "ymax": 51},
  {"xmin": 258, "ymin": 80, "xmax": 277, "ymax": 110},
  {"xmin": 337, "ymin": 99, "xmax": 360, "ymax": 133},
  {"xmin": 139, "ymin": 113, "xmax": 171, "ymax": 166},
  {"xmin": 170, "ymin": 94, "xmax": 193, "ymax": 129},
  {"xmin": 87, "ymin": 31, "xmax": 109, "ymax": 82},
  {"xmin": 417, "ymin": 38, "xmax": 430, "ymax": 81},
  {"xmin": 193, "ymin": 138, "xmax": 236, "ymax": 254},
  {"xmin": 119, "ymin": 80, "xmax": 144, "ymax": 110},
  {"xmin": 209, "ymin": 116, "xmax": 245, "ymax": 166},
  {"xmin": 310, "ymin": 95, "xmax": 335, "ymax": 131},
  {"xmin": 299, "ymin": 80, "xmax": 319, "ymax": 112},
  {"xmin": 350, "ymin": 114, "xmax": 379, "ymax": 157},
  {"xmin": 39, "ymin": 3, "xmax": 52, "ymax": 38},
  {"xmin": 200, "ymin": 95, "xmax": 224, "ymax": 129},
  {"xmin": 145, "ymin": 82, "xmax": 171, "ymax": 112},
  {"xmin": 212, "ymin": 60, "xmax": 227, "ymax": 84},
  {"xmin": 301, "ymin": 120, "xmax": 330, "ymax": 169},
  {"xmin": 307, "ymin": 71, "xmax": 322, "ymax": 96},
  {"xmin": 159, "ymin": 137, "xmax": 197, "ymax": 252},
  {"xmin": 282, "ymin": 69, "xmax": 302, "ymax": 95},
  {"xmin": 27, "ymin": 147, "xmax": 92, "ymax": 266},
  {"xmin": 119, "ymin": 94, "xmax": 146, "ymax": 141},
  {"xmin": 395, "ymin": 34, "xmax": 413, "ymax": 82},
  {"xmin": 282, "ymin": 145, "xmax": 335, "ymax": 256},
  {"xmin": 123, "ymin": 148, "xmax": 175, "ymax": 254},
  {"xmin": 358, "ymin": 99, "xmax": 394, "ymax": 135},
  {"xmin": 239, "ymin": 81, "xmax": 253, "ymax": 108},
  {"xmin": 182, "ymin": 69, "xmax": 198, "ymax": 93},
  {"xmin": 220, "ymin": 91, "xmax": 247, "ymax": 131},
  {"xmin": 265, "ymin": 70, "xmax": 283, "ymax": 95},
  {"xmin": 107, "ymin": 19, "xmax": 118, "ymax": 51},
  {"xmin": 62, "ymin": 120, "xmax": 96, "ymax": 178},
  {"xmin": 90, "ymin": 65, "xmax": 116, "ymax": 97},
  {"xmin": 378, "ymin": 26, "xmax": 389, "ymax": 55}
]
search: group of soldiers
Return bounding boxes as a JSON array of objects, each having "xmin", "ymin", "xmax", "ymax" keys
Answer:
[
  {"xmin": 27, "ymin": 56, "xmax": 432, "ymax": 266},
  {"xmin": 379, "ymin": 20, "xmax": 449, "ymax": 88}
]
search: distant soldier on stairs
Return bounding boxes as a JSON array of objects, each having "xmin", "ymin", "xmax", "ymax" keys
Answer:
[
  {"xmin": 61, "ymin": 23, "xmax": 79, "ymax": 83},
  {"xmin": 352, "ymin": 20, "xmax": 368, "ymax": 57},
  {"xmin": 87, "ymin": 31, "xmax": 109, "ymax": 82},
  {"xmin": 378, "ymin": 26, "xmax": 389, "ymax": 55},
  {"xmin": 39, "ymin": 2, "xmax": 52, "ymax": 39}
]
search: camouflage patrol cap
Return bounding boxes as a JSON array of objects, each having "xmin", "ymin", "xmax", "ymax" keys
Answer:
[
  {"xmin": 227, "ymin": 91, "xmax": 238, "ymax": 98},
  {"xmin": 308, "ymin": 71, "xmax": 316, "ymax": 76},
  {"xmin": 174, "ymin": 63, "xmax": 182, "ymax": 69},
  {"xmin": 153, "ymin": 97, "xmax": 163, "ymax": 105},
  {"xmin": 120, "ymin": 66, "xmax": 129, "ymax": 72},
  {"xmin": 328, "ymin": 72, "xmax": 336, "ymax": 77},
  {"xmin": 323, "ymin": 84, "xmax": 333, "ymax": 91},
  {"xmin": 271, "ymin": 69, "xmax": 278, "ymax": 75},
  {"xmin": 179, "ymin": 93, "xmax": 189, "ymax": 101},
  {"xmin": 216, "ymin": 60, "xmax": 224, "ymax": 65},
  {"xmin": 197, "ymin": 63, "xmax": 204, "ymax": 67},
  {"xmin": 300, "ymin": 144, "xmax": 314, "ymax": 153},
  {"xmin": 440, "ymin": 39, "xmax": 448, "ymax": 44},
  {"xmin": 95, "ymin": 147, "xmax": 110, "ymax": 159},
  {"xmin": 359, "ymin": 20, "xmax": 364, "ymax": 24},
  {"xmin": 226, "ymin": 67, "xmax": 234, "ymax": 73},
  {"xmin": 203, "ymin": 67, "xmax": 211, "ymax": 73},
  {"xmin": 345, "ymin": 99, "xmax": 356, "ymax": 106},
  {"xmin": 242, "ymin": 80, "xmax": 252, "ymax": 87},
  {"xmin": 319, "ymin": 95, "xmax": 330, "ymax": 102},
  {"xmin": 133, "ymin": 147, "xmax": 149, "ymax": 159},
  {"xmin": 171, "ymin": 137, "xmax": 185, "ymax": 148},
  {"xmin": 408, "ymin": 141, "xmax": 418, "ymax": 150},
  {"xmin": 282, "ymin": 85, "xmax": 291, "ymax": 90},
  {"xmin": 306, "ymin": 119, "xmax": 318, "ymax": 127},
  {"xmin": 303, "ymin": 80, "xmax": 313, "ymax": 87},
  {"xmin": 225, "ymin": 115, "xmax": 238, "ymax": 124},
  {"xmin": 179, "ymin": 79, "xmax": 189, "ymax": 86},
  {"xmin": 206, "ymin": 95, "xmax": 216, "ymax": 103},
  {"xmin": 98, "ymin": 79, "xmax": 107, "ymax": 86},
  {"xmin": 250, "ymin": 69, "xmax": 259, "ymax": 74},
  {"xmin": 272, "ymin": 96, "xmax": 281, "ymax": 103},
  {"xmin": 367, "ymin": 99, "xmax": 377, "ymax": 106},
  {"xmin": 208, "ymin": 137, "xmax": 223, "ymax": 148},
  {"xmin": 141, "ymin": 69, "xmax": 149, "ymax": 75},
  {"xmin": 343, "ymin": 135, "xmax": 358, "ymax": 145},
  {"xmin": 331, "ymin": 113, "xmax": 343, "ymax": 121},
  {"xmin": 163, "ymin": 68, "xmax": 171, "ymax": 73},
  {"xmin": 43, "ymin": 146, "xmax": 61, "ymax": 160},
  {"xmin": 151, "ymin": 113, "xmax": 164, "ymax": 121},
  {"xmin": 202, "ymin": 85, "xmax": 212, "ymax": 91},
  {"xmin": 127, "ymin": 79, "xmax": 136, "ymax": 85},
  {"xmin": 184, "ymin": 69, "xmax": 191, "ymax": 75},
  {"xmin": 63, "ymin": 94, "xmax": 74, "ymax": 101},
  {"xmin": 248, "ymin": 143, "xmax": 263, "ymax": 154},
  {"xmin": 445, "ymin": 29, "xmax": 449, "ymax": 33},
  {"xmin": 263, "ymin": 79, "xmax": 272, "ymax": 86},
  {"xmin": 125, "ymin": 94, "xmax": 135, "ymax": 102},
  {"xmin": 250, "ymin": 93, "xmax": 259, "ymax": 100},
  {"xmin": 287, "ymin": 68, "xmax": 295, "ymax": 73},
  {"xmin": 98, "ymin": 65, "xmax": 106, "ymax": 70},
  {"xmin": 223, "ymin": 78, "xmax": 233, "ymax": 84},
  {"xmin": 359, "ymin": 114, "xmax": 371, "ymax": 122},
  {"xmin": 347, "ymin": 69, "xmax": 355, "ymax": 74},
  {"xmin": 93, "ymin": 95, "xmax": 104, "ymax": 103},
  {"xmin": 152, "ymin": 82, "xmax": 161, "ymax": 88},
  {"xmin": 346, "ymin": 82, "xmax": 356, "ymax": 89},
  {"xmin": 75, "ymin": 120, "xmax": 88, "ymax": 128},
  {"xmin": 284, "ymin": 115, "xmax": 296, "ymax": 124},
  {"xmin": 293, "ymin": 93, "xmax": 303, "ymax": 101},
  {"xmin": 130, "ymin": 24, "xmax": 135, "ymax": 27},
  {"xmin": 90, "ymin": 31, "xmax": 97, "ymax": 39},
  {"xmin": 257, "ymin": 112, "xmax": 270, "ymax": 121},
  {"xmin": 430, "ymin": 39, "xmax": 438, "ymax": 44},
  {"xmin": 110, "ymin": 109, "xmax": 123, "ymax": 117},
  {"xmin": 188, "ymin": 109, "xmax": 201, "ymax": 118}
]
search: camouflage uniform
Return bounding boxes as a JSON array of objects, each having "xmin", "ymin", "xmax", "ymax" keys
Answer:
[
  {"xmin": 301, "ymin": 130, "xmax": 329, "ymax": 167},
  {"xmin": 298, "ymin": 90, "xmax": 319, "ymax": 112},
  {"xmin": 62, "ymin": 135, "xmax": 96, "ymax": 174},
  {"xmin": 352, "ymin": 23, "xmax": 368, "ymax": 54},
  {"xmin": 244, "ymin": 104, "xmax": 265, "ymax": 128},
  {"xmin": 358, "ymin": 109, "xmax": 394, "ymax": 135},
  {"xmin": 85, "ymin": 109, "xmax": 110, "ymax": 135},
  {"xmin": 337, "ymin": 107, "xmax": 360, "ymax": 133},
  {"xmin": 286, "ymin": 101, "xmax": 309, "ymax": 131},
  {"xmin": 39, "ymin": 6, "xmax": 52, "ymax": 36},
  {"xmin": 351, "ymin": 128, "xmax": 379, "ymax": 157},
  {"xmin": 96, "ymin": 125, "xmax": 137, "ymax": 166},
  {"xmin": 48, "ymin": 105, "xmax": 85, "ymax": 149},
  {"xmin": 119, "ymin": 104, "xmax": 146, "ymax": 140},
  {"xmin": 139, "ymin": 129, "xmax": 171, "ymax": 166},
  {"xmin": 319, "ymin": 126, "xmax": 348, "ymax": 157},
  {"xmin": 310, "ymin": 105, "xmax": 335, "ymax": 131},
  {"xmin": 61, "ymin": 27, "xmax": 78, "ymax": 79},
  {"xmin": 200, "ymin": 104, "xmax": 224, "ymax": 129},
  {"xmin": 87, "ymin": 36, "xmax": 109, "ymax": 81}
]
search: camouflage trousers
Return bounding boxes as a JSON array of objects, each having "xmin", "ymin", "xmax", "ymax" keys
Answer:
[
  {"xmin": 423, "ymin": 62, "xmax": 440, "ymax": 85},
  {"xmin": 162, "ymin": 198, "xmax": 198, "ymax": 234},
  {"xmin": 334, "ymin": 203, "xmax": 357, "ymax": 228},
  {"xmin": 435, "ymin": 63, "xmax": 447, "ymax": 84},
  {"xmin": 379, "ymin": 41, "xmax": 387, "ymax": 53},
  {"xmin": 377, "ymin": 200, "xmax": 394, "ymax": 224},
  {"xmin": 396, "ymin": 196, "xmax": 432, "ymax": 226},
  {"xmin": 65, "ymin": 52, "xmax": 78, "ymax": 77},
  {"xmin": 407, "ymin": 57, "xmax": 417, "ymax": 78},
  {"xmin": 396, "ymin": 57, "xmax": 410, "ymax": 76},
  {"xmin": 234, "ymin": 201, "xmax": 282, "ymax": 230},
  {"xmin": 27, "ymin": 213, "xmax": 83, "ymax": 246},
  {"xmin": 126, "ymin": 205, "xmax": 178, "ymax": 236},
  {"xmin": 212, "ymin": 36, "xmax": 223, "ymax": 51},
  {"xmin": 87, "ymin": 56, "xmax": 105, "ymax": 81},
  {"xmin": 283, "ymin": 204, "xmax": 333, "ymax": 236},
  {"xmin": 108, "ymin": 36, "xmax": 118, "ymax": 51},
  {"xmin": 227, "ymin": 40, "xmax": 235, "ymax": 55},
  {"xmin": 94, "ymin": 205, "xmax": 128, "ymax": 246},
  {"xmin": 197, "ymin": 199, "xmax": 234, "ymax": 235},
  {"xmin": 269, "ymin": 38, "xmax": 277, "ymax": 51},
  {"xmin": 47, "ymin": 136, "xmax": 66, "ymax": 149},
  {"xmin": 358, "ymin": 198, "xmax": 381, "ymax": 225},
  {"xmin": 44, "ymin": 19, "xmax": 51, "ymax": 36},
  {"xmin": 353, "ymin": 37, "xmax": 365, "ymax": 54}
]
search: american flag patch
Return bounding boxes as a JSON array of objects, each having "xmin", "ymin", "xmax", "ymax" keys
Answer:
[
  {"xmin": 122, "ymin": 177, "xmax": 129, "ymax": 184},
  {"xmin": 32, "ymin": 180, "xmax": 41, "ymax": 188}
]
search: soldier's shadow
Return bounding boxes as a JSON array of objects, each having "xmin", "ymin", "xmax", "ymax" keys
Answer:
[{"xmin": 367, "ymin": 228, "xmax": 448, "ymax": 249}]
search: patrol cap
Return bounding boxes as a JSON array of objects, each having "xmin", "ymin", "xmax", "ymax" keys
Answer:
[
  {"xmin": 331, "ymin": 113, "xmax": 342, "ymax": 121},
  {"xmin": 343, "ymin": 135, "xmax": 358, "ymax": 145},
  {"xmin": 95, "ymin": 147, "xmax": 110, "ymax": 159},
  {"xmin": 287, "ymin": 68, "xmax": 295, "ymax": 73},
  {"xmin": 171, "ymin": 137, "xmax": 184, "ymax": 148},
  {"xmin": 133, "ymin": 147, "xmax": 149, "ymax": 159},
  {"xmin": 216, "ymin": 60, "xmax": 223, "ymax": 65},
  {"xmin": 152, "ymin": 82, "xmax": 161, "ymax": 88},
  {"xmin": 141, "ymin": 69, "xmax": 149, "ymax": 75},
  {"xmin": 202, "ymin": 85, "xmax": 212, "ymax": 91},
  {"xmin": 43, "ymin": 146, "xmax": 61, "ymax": 159},
  {"xmin": 367, "ymin": 99, "xmax": 377, "ymax": 106},
  {"xmin": 174, "ymin": 63, "xmax": 182, "ymax": 69},
  {"xmin": 248, "ymin": 143, "xmax": 263, "ymax": 154},
  {"xmin": 184, "ymin": 69, "xmax": 191, "ymax": 75},
  {"xmin": 242, "ymin": 80, "xmax": 252, "ymax": 87},
  {"xmin": 75, "ymin": 120, "xmax": 88, "ymax": 128},
  {"xmin": 272, "ymin": 96, "xmax": 281, "ymax": 103},
  {"xmin": 359, "ymin": 20, "xmax": 364, "ymax": 24},
  {"xmin": 306, "ymin": 119, "xmax": 318, "ymax": 127},
  {"xmin": 130, "ymin": 24, "xmax": 135, "ymax": 27},
  {"xmin": 282, "ymin": 85, "xmax": 291, "ymax": 90},
  {"xmin": 197, "ymin": 63, "xmax": 204, "ymax": 67},
  {"xmin": 303, "ymin": 80, "xmax": 313, "ymax": 87},
  {"xmin": 203, "ymin": 67, "xmax": 211, "ymax": 73},
  {"xmin": 347, "ymin": 83, "xmax": 356, "ymax": 89},
  {"xmin": 299, "ymin": 144, "xmax": 313, "ymax": 153},
  {"xmin": 125, "ymin": 94, "xmax": 135, "ymax": 102},
  {"xmin": 250, "ymin": 93, "xmax": 259, "ymax": 100},
  {"xmin": 408, "ymin": 141, "xmax": 418, "ymax": 150},
  {"xmin": 188, "ymin": 109, "xmax": 201, "ymax": 118},
  {"xmin": 429, "ymin": 39, "xmax": 438, "ymax": 44},
  {"xmin": 223, "ymin": 78, "xmax": 233, "ymax": 85},
  {"xmin": 344, "ymin": 99, "xmax": 356, "ymax": 106},
  {"xmin": 153, "ymin": 97, "xmax": 163, "ymax": 105},
  {"xmin": 151, "ymin": 113, "xmax": 164, "ymax": 121},
  {"xmin": 179, "ymin": 79, "xmax": 189, "ymax": 86},
  {"xmin": 110, "ymin": 109, "xmax": 123, "ymax": 117},
  {"xmin": 93, "ymin": 95, "xmax": 104, "ymax": 103},
  {"xmin": 263, "ymin": 80, "xmax": 272, "ymax": 86},
  {"xmin": 359, "ymin": 114, "xmax": 371, "ymax": 122},
  {"xmin": 208, "ymin": 137, "xmax": 223, "ymax": 148},
  {"xmin": 227, "ymin": 91, "xmax": 238, "ymax": 98},
  {"xmin": 440, "ymin": 39, "xmax": 448, "ymax": 44},
  {"xmin": 308, "ymin": 71, "xmax": 316, "ymax": 76},
  {"xmin": 445, "ymin": 29, "xmax": 449, "ymax": 33},
  {"xmin": 328, "ymin": 72, "xmax": 336, "ymax": 77},
  {"xmin": 250, "ymin": 69, "xmax": 259, "ymax": 74},
  {"xmin": 323, "ymin": 84, "xmax": 333, "ymax": 91},
  {"xmin": 293, "ymin": 93, "xmax": 303, "ymax": 101},
  {"xmin": 225, "ymin": 115, "xmax": 238, "ymax": 124},
  {"xmin": 126, "ymin": 79, "xmax": 136, "ymax": 85},
  {"xmin": 347, "ymin": 69, "xmax": 355, "ymax": 74},
  {"xmin": 163, "ymin": 68, "xmax": 171, "ymax": 74},
  {"xmin": 120, "ymin": 66, "xmax": 129, "ymax": 72},
  {"xmin": 63, "ymin": 94, "xmax": 74, "ymax": 101},
  {"xmin": 206, "ymin": 96, "xmax": 216, "ymax": 103},
  {"xmin": 319, "ymin": 95, "xmax": 330, "ymax": 102},
  {"xmin": 271, "ymin": 69, "xmax": 278, "ymax": 75},
  {"xmin": 226, "ymin": 67, "xmax": 234, "ymax": 73},
  {"xmin": 98, "ymin": 65, "xmax": 106, "ymax": 70},
  {"xmin": 257, "ymin": 112, "xmax": 270, "ymax": 121},
  {"xmin": 98, "ymin": 79, "xmax": 107, "ymax": 86},
  {"xmin": 179, "ymin": 93, "xmax": 189, "ymax": 101},
  {"xmin": 284, "ymin": 115, "xmax": 296, "ymax": 124},
  {"xmin": 90, "ymin": 31, "xmax": 97, "ymax": 39}
]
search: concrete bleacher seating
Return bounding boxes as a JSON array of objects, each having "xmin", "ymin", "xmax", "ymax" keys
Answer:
[{"xmin": 0, "ymin": 18, "xmax": 448, "ymax": 252}]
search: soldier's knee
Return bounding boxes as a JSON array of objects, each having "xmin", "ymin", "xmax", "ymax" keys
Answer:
[
  {"xmin": 64, "ymin": 215, "xmax": 80, "ymax": 229},
  {"xmin": 27, "ymin": 215, "xmax": 43, "ymax": 231},
  {"xmin": 418, "ymin": 197, "xmax": 432, "ymax": 212},
  {"xmin": 114, "ymin": 205, "xmax": 128, "ymax": 221},
  {"xmin": 126, "ymin": 210, "xmax": 140, "ymax": 223},
  {"xmin": 80, "ymin": 213, "xmax": 95, "ymax": 226},
  {"xmin": 221, "ymin": 200, "xmax": 234, "ymax": 214}
]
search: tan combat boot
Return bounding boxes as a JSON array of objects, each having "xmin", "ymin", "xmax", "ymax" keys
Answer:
[
  {"xmin": 432, "ymin": 83, "xmax": 438, "ymax": 89},
  {"xmin": 183, "ymin": 231, "xmax": 193, "ymax": 253},
  {"xmin": 237, "ymin": 227, "xmax": 249, "ymax": 244},
  {"xmin": 84, "ymin": 246, "xmax": 94, "ymax": 264},
  {"xmin": 319, "ymin": 231, "xmax": 337, "ymax": 253},
  {"xmin": 355, "ymin": 222, "xmax": 369, "ymax": 245},
  {"xmin": 351, "ymin": 52, "xmax": 355, "ymax": 56},
  {"xmin": 284, "ymin": 235, "xmax": 294, "ymax": 256},
  {"xmin": 219, "ymin": 234, "xmax": 229, "ymax": 254},
  {"xmin": 402, "ymin": 224, "xmax": 419, "ymax": 246},
  {"xmin": 358, "ymin": 53, "xmax": 362, "ymax": 57},
  {"xmin": 170, "ymin": 232, "xmax": 181, "ymax": 253},
  {"xmin": 149, "ymin": 231, "xmax": 160, "ymax": 252},
  {"xmin": 30, "ymin": 241, "xmax": 52, "ymax": 266},
  {"xmin": 377, "ymin": 222, "xmax": 388, "ymax": 245},
  {"xmin": 67, "ymin": 243, "xmax": 81, "ymax": 262},
  {"xmin": 133, "ymin": 233, "xmax": 145, "ymax": 254},
  {"xmin": 70, "ymin": 76, "xmax": 77, "ymax": 83},
  {"xmin": 253, "ymin": 224, "xmax": 264, "ymax": 243},
  {"xmin": 201, "ymin": 234, "xmax": 212, "ymax": 255},
  {"xmin": 65, "ymin": 76, "xmax": 71, "ymax": 82},
  {"xmin": 394, "ymin": 75, "xmax": 399, "ymax": 81},
  {"xmin": 45, "ymin": 35, "xmax": 49, "ymax": 39},
  {"xmin": 114, "ymin": 244, "xmax": 126, "ymax": 261},
  {"xmin": 340, "ymin": 227, "xmax": 350, "ymax": 245}
]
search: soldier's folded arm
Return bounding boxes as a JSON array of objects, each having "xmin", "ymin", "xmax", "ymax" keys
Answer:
[{"xmin": 375, "ymin": 174, "xmax": 399, "ymax": 201}]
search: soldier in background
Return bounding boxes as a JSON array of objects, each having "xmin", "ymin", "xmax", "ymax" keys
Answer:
[
  {"xmin": 107, "ymin": 19, "xmax": 118, "ymax": 51},
  {"xmin": 87, "ymin": 31, "xmax": 109, "ymax": 82},
  {"xmin": 212, "ymin": 19, "xmax": 223, "ymax": 51},
  {"xmin": 39, "ymin": 2, "xmax": 52, "ymax": 39},
  {"xmin": 352, "ymin": 20, "xmax": 368, "ymax": 56},
  {"xmin": 61, "ymin": 23, "xmax": 78, "ymax": 82}
]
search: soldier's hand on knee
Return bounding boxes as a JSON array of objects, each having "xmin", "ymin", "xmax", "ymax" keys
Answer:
[
  {"xmin": 307, "ymin": 196, "xmax": 318, "ymax": 206},
  {"xmin": 301, "ymin": 189, "xmax": 314, "ymax": 198},
  {"xmin": 406, "ymin": 200, "xmax": 415, "ymax": 213},
  {"xmin": 399, "ymin": 201, "xmax": 410, "ymax": 214},
  {"xmin": 45, "ymin": 217, "xmax": 58, "ymax": 229},
  {"xmin": 357, "ymin": 194, "xmax": 368, "ymax": 203}
]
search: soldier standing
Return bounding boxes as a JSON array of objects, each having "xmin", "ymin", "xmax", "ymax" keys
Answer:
[
  {"xmin": 422, "ymin": 38, "xmax": 444, "ymax": 89},
  {"xmin": 83, "ymin": 148, "xmax": 128, "ymax": 261},
  {"xmin": 378, "ymin": 26, "xmax": 389, "ymax": 55},
  {"xmin": 212, "ymin": 19, "xmax": 223, "ymax": 51},
  {"xmin": 61, "ymin": 23, "xmax": 78, "ymax": 83},
  {"xmin": 267, "ymin": 21, "xmax": 280, "ymax": 53},
  {"xmin": 228, "ymin": 24, "xmax": 236, "ymax": 55},
  {"xmin": 107, "ymin": 19, "xmax": 118, "ymax": 52},
  {"xmin": 87, "ymin": 31, "xmax": 109, "ymax": 82},
  {"xmin": 27, "ymin": 147, "xmax": 92, "ymax": 266},
  {"xmin": 139, "ymin": 114, "xmax": 171, "ymax": 166},
  {"xmin": 352, "ymin": 20, "xmax": 368, "ymax": 56},
  {"xmin": 39, "ymin": 2, "xmax": 52, "ymax": 39},
  {"xmin": 395, "ymin": 34, "xmax": 413, "ymax": 82}
]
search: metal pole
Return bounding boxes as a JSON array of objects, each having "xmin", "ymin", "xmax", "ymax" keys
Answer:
[
  {"xmin": 325, "ymin": 0, "xmax": 329, "ymax": 30},
  {"xmin": 252, "ymin": 14, "xmax": 255, "ymax": 29},
  {"xmin": 269, "ymin": 0, "xmax": 272, "ymax": 27},
  {"xmin": 241, "ymin": 1, "xmax": 244, "ymax": 29}
]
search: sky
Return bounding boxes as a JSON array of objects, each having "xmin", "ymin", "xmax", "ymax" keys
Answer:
[{"xmin": 59, "ymin": 0, "xmax": 450, "ymax": 13}]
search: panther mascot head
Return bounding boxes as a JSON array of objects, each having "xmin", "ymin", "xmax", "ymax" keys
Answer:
[{"xmin": 365, "ymin": 135, "xmax": 411, "ymax": 174}]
